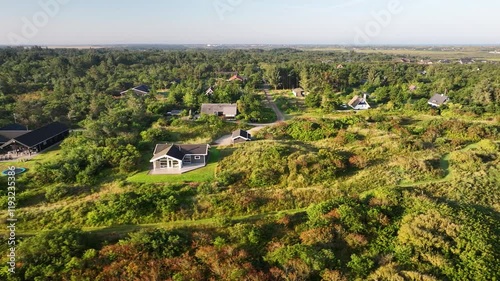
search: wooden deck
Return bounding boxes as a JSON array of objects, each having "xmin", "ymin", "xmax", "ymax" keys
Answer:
[
  {"xmin": 0, "ymin": 152, "xmax": 38, "ymax": 162},
  {"xmin": 148, "ymin": 164, "xmax": 206, "ymax": 175}
]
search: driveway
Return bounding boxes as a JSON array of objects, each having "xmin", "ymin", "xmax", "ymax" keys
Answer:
[
  {"xmin": 213, "ymin": 134, "xmax": 233, "ymax": 146},
  {"xmin": 213, "ymin": 86, "xmax": 286, "ymax": 146},
  {"xmin": 264, "ymin": 88, "xmax": 285, "ymax": 122}
]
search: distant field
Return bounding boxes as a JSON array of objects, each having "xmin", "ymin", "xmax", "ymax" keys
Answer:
[{"xmin": 300, "ymin": 46, "xmax": 500, "ymax": 60}]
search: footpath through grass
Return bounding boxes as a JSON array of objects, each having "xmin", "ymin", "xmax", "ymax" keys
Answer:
[
  {"xmin": 127, "ymin": 148, "xmax": 220, "ymax": 184},
  {"xmin": 5, "ymin": 207, "xmax": 308, "ymax": 237}
]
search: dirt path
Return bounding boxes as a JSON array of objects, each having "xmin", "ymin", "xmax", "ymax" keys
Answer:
[
  {"xmin": 264, "ymin": 88, "xmax": 285, "ymax": 122},
  {"xmin": 215, "ymin": 87, "xmax": 286, "ymax": 145}
]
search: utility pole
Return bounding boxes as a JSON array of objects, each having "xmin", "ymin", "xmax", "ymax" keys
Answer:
[{"xmin": 13, "ymin": 113, "xmax": 17, "ymax": 124}]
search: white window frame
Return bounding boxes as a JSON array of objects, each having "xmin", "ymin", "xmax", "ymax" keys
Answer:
[
  {"xmin": 159, "ymin": 159, "xmax": 169, "ymax": 169},
  {"xmin": 194, "ymin": 156, "xmax": 201, "ymax": 160}
]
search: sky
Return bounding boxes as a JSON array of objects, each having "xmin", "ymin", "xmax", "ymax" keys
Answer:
[{"xmin": 0, "ymin": 0, "xmax": 499, "ymax": 46}]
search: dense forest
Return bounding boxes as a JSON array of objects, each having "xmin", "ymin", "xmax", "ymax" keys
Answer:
[
  {"xmin": 1, "ymin": 46, "xmax": 499, "ymax": 128},
  {"xmin": 0, "ymin": 47, "xmax": 499, "ymax": 280}
]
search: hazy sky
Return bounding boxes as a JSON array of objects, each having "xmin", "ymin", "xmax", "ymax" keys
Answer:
[{"xmin": 1, "ymin": 0, "xmax": 499, "ymax": 45}]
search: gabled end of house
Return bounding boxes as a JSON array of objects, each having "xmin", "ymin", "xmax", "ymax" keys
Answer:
[
  {"xmin": 232, "ymin": 129, "xmax": 251, "ymax": 144},
  {"xmin": 428, "ymin": 94, "xmax": 449, "ymax": 107},
  {"xmin": 120, "ymin": 85, "xmax": 150, "ymax": 96},
  {"xmin": 149, "ymin": 143, "xmax": 210, "ymax": 173},
  {"xmin": 206, "ymin": 87, "xmax": 215, "ymax": 95},
  {"xmin": 292, "ymin": 88, "xmax": 305, "ymax": 97},
  {"xmin": 348, "ymin": 93, "xmax": 371, "ymax": 110}
]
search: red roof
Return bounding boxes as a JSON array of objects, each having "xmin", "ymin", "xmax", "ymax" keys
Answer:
[{"xmin": 228, "ymin": 75, "xmax": 244, "ymax": 82}]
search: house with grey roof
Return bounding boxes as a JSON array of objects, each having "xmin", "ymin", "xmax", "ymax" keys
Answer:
[
  {"xmin": 120, "ymin": 85, "xmax": 150, "ymax": 96},
  {"xmin": 0, "ymin": 135, "xmax": 9, "ymax": 146},
  {"xmin": 201, "ymin": 103, "xmax": 238, "ymax": 119},
  {"xmin": 0, "ymin": 124, "xmax": 30, "ymax": 143},
  {"xmin": 348, "ymin": 93, "xmax": 371, "ymax": 110},
  {"xmin": 428, "ymin": 94, "xmax": 449, "ymax": 107},
  {"xmin": 232, "ymin": 129, "xmax": 251, "ymax": 144},
  {"xmin": 293, "ymin": 88, "xmax": 305, "ymax": 97},
  {"xmin": 149, "ymin": 143, "xmax": 210, "ymax": 174}
]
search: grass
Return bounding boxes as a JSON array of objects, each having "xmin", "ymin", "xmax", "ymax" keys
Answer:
[
  {"xmin": 127, "ymin": 148, "xmax": 221, "ymax": 184},
  {"xmin": 398, "ymin": 142, "xmax": 481, "ymax": 187},
  {"xmin": 167, "ymin": 120, "xmax": 239, "ymax": 144},
  {"xmin": 4, "ymin": 206, "xmax": 308, "ymax": 237},
  {"xmin": 0, "ymin": 146, "xmax": 62, "ymax": 174}
]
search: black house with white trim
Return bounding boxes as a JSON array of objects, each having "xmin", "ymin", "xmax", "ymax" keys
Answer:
[
  {"xmin": 0, "ymin": 122, "xmax": 70, "ymax": 154},
  {"xmin": 120, "ymin": 85, "xmax": 150, "ymax": 96},
  {"xmin": 232, "ymin": 129, "xmax": 251, "ymax": 144}
]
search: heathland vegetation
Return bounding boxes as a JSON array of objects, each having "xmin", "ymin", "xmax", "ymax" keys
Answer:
[{"xmin": 0, "ymin": 47, "xmax": 499, "ymax": 280}]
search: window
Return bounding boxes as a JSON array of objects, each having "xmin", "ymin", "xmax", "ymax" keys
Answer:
[
  {"xmin": 159, "ymin": 159, "xmax": 169, "ymax": 169},
  {"xmin": 194, "ymin": 156, "xmax": 201, "ymax": 160}
]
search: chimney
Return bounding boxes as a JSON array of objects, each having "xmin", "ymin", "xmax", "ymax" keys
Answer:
[{"xmin": 363, "ymin": 93, "xmax": 368, "ymax": 100}]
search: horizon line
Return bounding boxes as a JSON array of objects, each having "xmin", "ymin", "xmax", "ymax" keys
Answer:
[{"xmin": 1, "ymin": 43, "xmax": 500, "ymax": 48}]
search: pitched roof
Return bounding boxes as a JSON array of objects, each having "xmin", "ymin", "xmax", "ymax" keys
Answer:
[
  {"xmin": 347, "ymin": 93, "xmax": 371, "ymax": 109},
  {"xmin": 153, "ymin": 144, "xmax": 171, "ymax": 154},
  {"xmin": 428, "ymin": 94, "xmax": 449, "ymax": 106},
  {"xmin": 0, "ymin": 135, "xmax": 8, "ymax": 144},
  {"xmin": 201, "ymin": 103, "xmax": 238, "ymax": 117},
  {"xmin": 0, "ymin": 130, "xmax": 30, "ymax": 140},
  {"xmin": 228, "ymin": 74, "xmax": 244, "ymax": 82},
  {"xmin": 0, "ymin": 124, "xmax": 28, "ymax": 131},
  {"xmin": 2, "ymin": 122, "xmax": 69, "ymax": 148},
  {"xmin": 151, "ymin": 144, "xmax": 209, "ymax": 162},
  {"xmin": 293, "ymin": 88, "xmax": 304, "ymax": 93},
  {"xmin": 232, "ymin": 129, "xmax": 251, "ymax": 140},
  {"xmin": 348, "ymin": 95, "xmax": 367, "ymax": 108},
  {"xmin": 133, "ymin": 85, "xmax": 149, "ymax": 93},
  {"xmin": 121, "ymin": 85, "xmax": 150, "ymax": 95}
]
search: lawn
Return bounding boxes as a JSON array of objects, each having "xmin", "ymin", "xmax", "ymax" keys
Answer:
[
  {"xmin": 0, "ymin": 146, "xmax": 62, "ymax": 175},
  {"xmin": 127, "ymin": 148, "xmax": 221, "ymax": 184}
]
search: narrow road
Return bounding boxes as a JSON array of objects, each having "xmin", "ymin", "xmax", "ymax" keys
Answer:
[
  {"xmin": 264, "ymin": 88, "xmax": 285, "ymax": 122},
  {"xmin": 243, "ymin": 88, "xmax": 285, "ymax": 126},
  {"xmin": 214, "ymin": 87, "xmax": 286, "ymax": 145}
]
